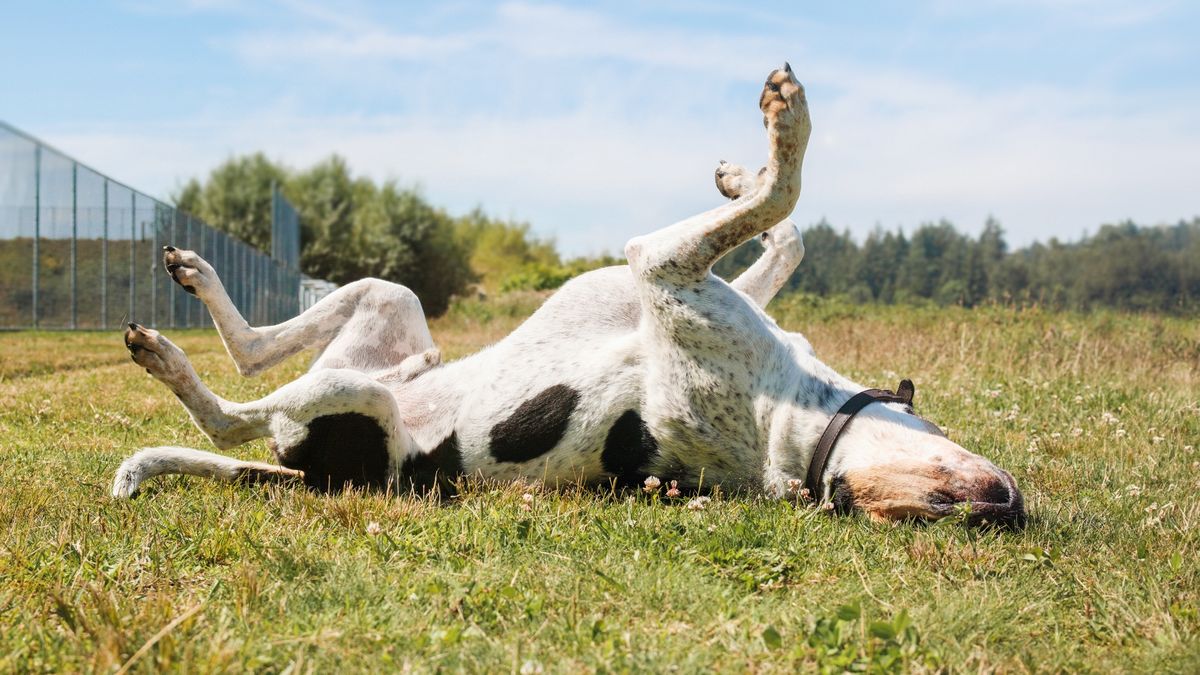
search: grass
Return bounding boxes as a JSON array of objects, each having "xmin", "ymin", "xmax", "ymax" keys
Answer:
[{"xmin": 1, "ymin": 295, "xmax": 1198, "ymax": 672}]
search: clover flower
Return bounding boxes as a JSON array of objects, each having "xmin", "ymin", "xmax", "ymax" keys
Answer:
[{"xmin": 643, "ymin": 475, "xmax": 662, "ymax": 493}]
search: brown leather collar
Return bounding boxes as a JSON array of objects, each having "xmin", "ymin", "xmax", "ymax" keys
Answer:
[{"xmin": 804, "ymin": 379, "xmax": 915, "ymax": 501}]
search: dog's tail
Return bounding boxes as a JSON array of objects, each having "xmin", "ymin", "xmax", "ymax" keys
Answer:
[{"xmin": 112, "ymin": 446, "xmax": 300, "ymax": 498}]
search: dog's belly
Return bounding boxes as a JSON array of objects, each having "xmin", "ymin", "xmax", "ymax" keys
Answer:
[
  {"xmin": 450, "ymin": 350, "xmax": 768, "ymax": 490},
  {"xmin": 407, "ymin": 265, "xmax": 790, "ymax": 492},
  {"xmin": 451, "ymin": 328, "xmax": 650, "ymax": 484},
  {"xmin": 446, "ymin": 329, "xmax": 776, "ymax": 491}
]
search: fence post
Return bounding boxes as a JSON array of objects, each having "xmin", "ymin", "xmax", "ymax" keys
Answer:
[
  {"xmin": 71, "ymin": 162, "xmax": 78, "ymax": 329},
  {"xmin": 169, "ymin": 211, "xmax": 176, "ymax": 329},
  {"xmin": 151, "ymin": 204, "xmax": 159, "ymax": 328},
  {"xmin": 32, "ymin": 145, "xmax": 40, "ymax": 329},
  {"xmin": 102, "ymin": 179, "xmax": 108, "ymax": 329},
  {"xmin": 129, "ymin": 192, "xmax": 135, "ymax": 324}
]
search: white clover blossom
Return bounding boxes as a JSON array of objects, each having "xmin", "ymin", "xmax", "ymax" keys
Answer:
[
  {"xmin": 643, "ymin": 475, "xmax": 662, "ymax": 493},
  {"xmin": 666, "ymin": 480, "xmax": 681, "ymax": 498}
]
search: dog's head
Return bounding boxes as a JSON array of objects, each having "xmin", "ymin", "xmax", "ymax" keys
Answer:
[{"xmin": 821, "ymin": 404, "xmax": 1025, "ymax": 526}]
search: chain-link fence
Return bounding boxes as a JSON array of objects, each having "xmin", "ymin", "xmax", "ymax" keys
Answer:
[{"xmin": 0, "ymin": 121, "xmax": 305, "ymax": 330}]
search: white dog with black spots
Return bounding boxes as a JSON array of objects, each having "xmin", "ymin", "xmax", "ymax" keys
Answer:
[{"xmin": 114, "ymin": 64, "xmax": 1024, "ymax": 525}]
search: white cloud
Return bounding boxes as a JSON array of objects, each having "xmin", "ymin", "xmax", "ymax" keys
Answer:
[{"xmin": 33, "ymin": 1, "xmax": 1200, "ymax": 255}]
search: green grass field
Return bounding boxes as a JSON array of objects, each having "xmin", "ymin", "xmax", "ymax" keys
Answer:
[{"xmin": 2, "ymin": 297, "xmax": 1198, "ymax": 672}]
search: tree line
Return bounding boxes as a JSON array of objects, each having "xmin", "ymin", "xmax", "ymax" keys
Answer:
[
  {"xmin": 715, "ymin": 216, "xmax": 1200, "ymax": 313},
  {"xmin": 176, "ymin": 154, "xmax": 1199, "ymax": 315}
]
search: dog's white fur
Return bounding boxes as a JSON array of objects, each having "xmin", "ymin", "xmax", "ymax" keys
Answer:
[{"xmin": 114, "ymin": 65, "xmax": 1022, "ymax": 523}]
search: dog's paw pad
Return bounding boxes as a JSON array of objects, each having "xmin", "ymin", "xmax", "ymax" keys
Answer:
[
  {"xmin": 759, "ymin": 63, "xmax": 808, "ymax": 128},
  {"xmin": 162, "ymin": 246, "xmax": 214, "ymax": 296},
  {"xmin": 123, "ymin": 323, "xmax": 185, "ymax": 377},
  {"xmin": 715, "ymin": 160, "xmax": 762, "ymax": 200}
]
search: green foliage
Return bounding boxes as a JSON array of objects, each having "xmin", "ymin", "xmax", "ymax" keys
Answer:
[
  {"xmin": 797, "ymin": 603, "xmax": 941, "ymax": 672},
  {"xmin": 452, "ymin": 209, "xmax": 560, "ymax": 290},
  {"xmin": 498, "ymin": 255, "xmax": 624, "ymax": 293},
  {"xmin": 173, "ymin": 153, "xmax": 285, "ymax": 253},
  {"xmin": 499, "ymin": 263, "xmax": 574, "ymax": 293},
  {"xmin": 172, "ymin": 155, "xmax": 577, "ymax": 316}
]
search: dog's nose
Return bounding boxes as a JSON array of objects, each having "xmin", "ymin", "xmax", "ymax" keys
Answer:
[
  {"xmin": 964, "ymin": 471, "xmax": 1025, "ymax": 527},
  {"xmin": 976, "ymin": 474, "xmax": 1011, "ymax": 505}
]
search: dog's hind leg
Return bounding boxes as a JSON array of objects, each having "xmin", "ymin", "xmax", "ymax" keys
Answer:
[
  {"xmin": 624, "ymin": 64, "xmax": 810, "ymax": 284},
  {"xmin": 117, "ymin": 323, "xmax": 412, "ymax": 497},
  {"xmin": 161, "ymin": 247, "xmax": 435, "ymax": 377}
]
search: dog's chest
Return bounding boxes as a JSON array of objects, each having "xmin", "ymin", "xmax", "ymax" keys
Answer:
[{"xmin": 636, "ymin": 349, "xmax": 767, "ymax": 486}]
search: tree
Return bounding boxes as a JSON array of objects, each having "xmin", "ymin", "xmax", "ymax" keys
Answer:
[{"xmin": 172, "ymin": 153, "xmax": 285, "ymax": 252}]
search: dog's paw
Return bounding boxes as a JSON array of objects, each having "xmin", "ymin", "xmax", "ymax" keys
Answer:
[
  {"xmin": 760, "ymin": 219, "xmax": 804, "ymax": 258},
  {"xmin": 162, "ymin": 246, "xmax": 216, "ymax": 297},
  {"xmin": 112, "ymin": 456, "xmax": 145, "ymax": 498},
  {"xmin": 759, "ymin": 62, "xmax": 809, "ymax": 133},
  {"xmin": 124, "ymin": 323, "xmax": 188, "ymax": 381},
  {"xmin": 714, "ymin": 160, "xmax": 762, "ymax": 200}
]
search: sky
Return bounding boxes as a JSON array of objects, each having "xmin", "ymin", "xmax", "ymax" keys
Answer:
[{"xmin": 2, "ymin": 0, "xmax": 1198, "ymax": 256}]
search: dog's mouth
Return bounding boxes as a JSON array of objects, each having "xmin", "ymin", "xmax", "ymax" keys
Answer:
[{"xmin": 833, "ymin": 467, "xmax": 1027, "ymax": 528}]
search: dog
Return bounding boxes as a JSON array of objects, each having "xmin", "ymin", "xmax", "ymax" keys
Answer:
[{"xmin": 113, "ymin": 64, "xmax": 1025, "ymax": 526}]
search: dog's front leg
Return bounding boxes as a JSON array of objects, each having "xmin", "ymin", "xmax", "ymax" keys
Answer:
[{"xmin": 714, "ymin": 160, "xmax": 806, "ymax": 308}]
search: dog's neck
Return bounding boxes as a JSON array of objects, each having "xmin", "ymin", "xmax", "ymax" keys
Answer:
[{"xmin": 760, "ymin": 337, "xmax": 923, "ymax": 499}]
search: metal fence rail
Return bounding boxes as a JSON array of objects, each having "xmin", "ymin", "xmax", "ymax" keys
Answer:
[{"xmin": 0, "ymin": 121, "xmax": 303, "ymax": 330}]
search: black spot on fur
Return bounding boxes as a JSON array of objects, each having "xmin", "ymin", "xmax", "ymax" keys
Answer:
[
  {"xmin": 399, "ymin": 431, "xmax": 464, "ymax": 494},
  {"xmin": 602, "ymin": 410, "xmax": 659, "ymax": 486},
  {"xmin": 278, "ymin": 413, "xmax": 389, "ymax": 493},
  {"xmin": 489, "ymin": 385, "xmax": 579, "ymax": 463}
]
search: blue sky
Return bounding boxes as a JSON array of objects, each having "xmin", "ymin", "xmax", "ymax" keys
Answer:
[{"xmin": 2, "ymin": 0, "xmax": 1198, "ymax": 255}]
